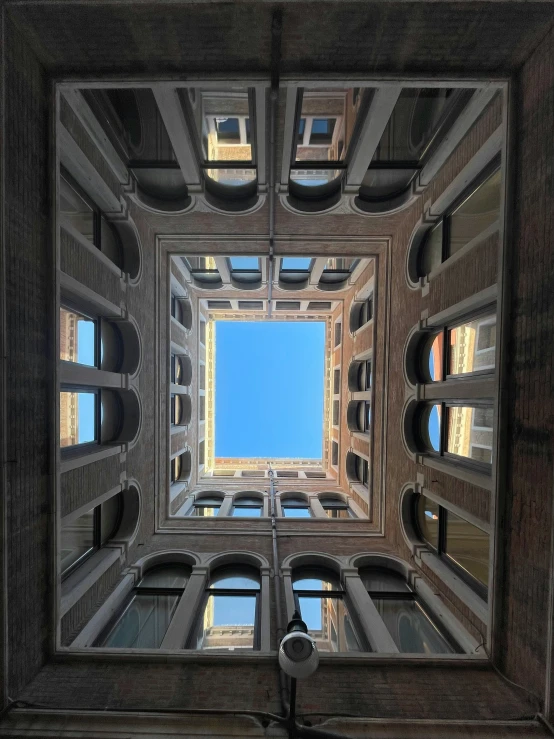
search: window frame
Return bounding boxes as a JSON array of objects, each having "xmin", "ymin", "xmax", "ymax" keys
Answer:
[
  {"xmin": 419, "ymin": 400, "xmax": 494, "ymax": 473},
  {"xmin": 60, "ymin": 303, "xmax": 101, "ymax": 369},
  {"xmin": 417, "ymin": 158, "xmax": 501, "ymax": 278},
  {"xmin": 414, "ymin": 495, "xmax": 489, "ymax": 600},
  {"xmin": 60, "ymin": 168, "xmax": 123, "ymax": 268},
  {"xmin": 60, "ymin": 386, "xmax": 102, "ymax": 451}
]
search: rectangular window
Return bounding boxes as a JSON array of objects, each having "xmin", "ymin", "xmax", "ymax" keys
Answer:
[
  {"xmin": 200, "ymin": 320, "xmax": 206, "ymax": 346},
  {"xmin": 334, "ymin": 321, "xmax": 342, "ymax": 347},
  {"xmin": 372, "ymin": 599, "xmax": 455, "ymax": 654},
  {"xmin": 232, "ymin": 505, "xmax": 262, "ymax": 518},
  {"xmin": 199, "ymin": 440, "xmax": 205, "ymax": 466},
  {"xmin": 282, "ymin": 506, "xmax": 312, "ymax": 518},
  {"xmin": 60, "ymin": 509, "xmax": 95, "ymax": 575},
  {"xmin": 59, "ymin": 307, "xmax": 97, "ymax": 367},
  {"xmin": 200, "ymin": 364, "xmax": 206, "ymax": 391},
  {"xmin": 296, "ymin": 595, "xmax": 360, "ymax": 652},
  {"xmin": 332, "ymin": 401, "xmax": 340, "ymax": 426},
  {"xmin": 445, "ymin": 510, "xmax": 489, "ymax": 588},
  {"xmin": 445, "ymin": 404, "xmax": 493, "ymax": 467},
  {"xmin": 193, "ymin": 505, "xmax": 220, "ymax": 517},
  {"xmin": 60, "ymin": 390, "xmax": 98, "ymax": 447},
  {"xmin": 332, "ymin": 441, "xmax": 339, "ymax": 466},
  {"xmin": 447, "ymin": 169, "xmax": 501, "ymax": 258},
  {"xmin": 448, "ymin": 313, "xmax": 496, "ymax": 376},
  {"xmin": 193, "ymin": 594, "xmax": 257, "ymax": 650},
  {"xmin": 199, "ymin": 395, "xmax": 206, "ymax": 422},
  {"xmin": 333, "ymin": 368, "xmax": 340, "ymax": 395},
  {"xmin": 60, "ymin": 175, "xmax": 95, "ymax": 243},
  {"xmin": 100, "ymin": 592, "xmax": 180, "ymax": 648}
]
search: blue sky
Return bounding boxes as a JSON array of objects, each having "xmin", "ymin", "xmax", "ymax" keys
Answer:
[
  {"xmin": 77, "ymin": 320, "xmax": 96, "ymax": 443},
  {"xmin": 215, "ymin": 321, "xmax": 325, "ymax": 458}
]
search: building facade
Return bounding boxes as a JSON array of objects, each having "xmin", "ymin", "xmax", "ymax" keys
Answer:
[{"xmin": 1, "ymin": 1, "xmax": 554, "ymax": 737}]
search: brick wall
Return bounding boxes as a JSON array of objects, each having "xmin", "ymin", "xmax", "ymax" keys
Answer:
[
  {"xmin": 60, "ymin": 455, "xmax": 122, "ymax": 517},
  {"xmin": 60, "ymin": 228, "xmax": 122, "ymax": 306}
]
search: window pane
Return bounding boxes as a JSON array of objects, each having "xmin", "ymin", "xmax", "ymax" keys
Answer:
[
  {"xmin": 232, "ymin": 506, "xmax": 262, "ymax": 517},
  {"xmin": 422, "ymin": 404, "xmax": 441, "ymax": 452},
  {"xmin": 210, "ymin": 568, "xmax": 260, "ymax": 590},
  {"xmin": 230, "ymin": 257, "xmax": 259, "ymax": 270},
  {"xmin": 416, "ymin": 496, "xmax": 440, "ymax": 549},
  {"xmin": 60, "ymin": 391, "xmax": 97, "ymax": 447},
  {"xmin": 448, "ymin": 315, "xmax": 496, "ymax": 375},
  {"xmin": 293, "ymin": 569, "xmax": 341, "ymax": 591},
  {"xmin": 419, "ymin": 221, "xmax": 443, "ymax": 276},
  {"xmin": 195, "ymin": 89, "xmax": 252, "ymax": 163},
  {"xmin": 283, "ymin": 507, "xmax": 312, "ymax": 518},
  {"xmin": 359, "ymin": 568, "xmax": 411, "ymax": 593},
  {"xmin": 100, "ymin": 494, "xmax": 121, "ymax": 544},
  {"xmin": 60, "ymin": 308, "xmax": 96, "ymax": 366},
  {"xmin": 60, "ymin": 176, "xmax": 94, "ymax": 242},
  {"xmin": 372, "ymin": 599, "xmax": 455, "ymax": 654},
  {"xmin": 60, "ymin": 509, "xmax": 95, "ymax": 574},
  {"xmin": 139, "ymin": 565, "xmax": 190, "ymax": 589},
  {"xmin": 193, "ymin": 594, "xmax": 256, "ymax": 650},
  {"xmin": 100, "ymin": 593, "xmax": 179, "ymax": 648},
  {"xmin": 281, "ymin": 258, "xmax": 312, "ymax": 270},
  {"xmin": 100, "ymin": 216, "xmax": 123, "ymax": 268},
  {"xmin": 448, "ymin": 169, "xmax": 501, "ymax": 257},
  {"xmin": 296, "ymin": 88, "xmax": 362, "ymax": 162},
  {"xmin": 324, "ymin": 507, "xmax": 352, "ymax": 519},
  {"xmin": 298, "ymin": 596, "xmax": 360, "ymax": 652},
  {"xmin": 289, "ymin": 169, "xmax": 342, "ymax": 188},
  {"xmin": 194, "ymin": 505, "xmax": 220, "ymax": 517},
  {"xmin": 445, "ymin": 511, "xmax": 489, "ymax": 588},
  {"xmin": 446, "ymin": 406, "xmax": 493, "ymax": 464},
  {"xmin": 427, "ymin": 333, "xmax": 443, "ymax": 382}
]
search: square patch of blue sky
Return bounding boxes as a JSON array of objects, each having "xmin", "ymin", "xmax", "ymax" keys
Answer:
[{"xmin": 215, "ymin": 321, "xmax": 325, "ymax": 459}]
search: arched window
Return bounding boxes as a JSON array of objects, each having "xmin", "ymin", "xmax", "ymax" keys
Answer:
[
  {"xmin": 320, "ymin": 497, "xmax": 355, "ymax": 519},
  {"xmin": 94, "ymin": 564, "xmax": 191, "ymax": 648},
  {"xmin": 189, "ymin": 496, "xmax": 222, "ymax": 517},
  {"xmin": 359, "ymin": 567, "xmax": 460, "ymax": 654},
  {"xmin": 60, "ymin": 387, "xmax": 139, "ymax": 449},
  {"xmin": 170, "ymin": 393, "xmax": 192, "ymax": 426},
  {"xmin": 60, "ymin": 493, "xmax": 122, "ymax": 579},
  {"xmin": 414, "ymin": 494, "xmax": 489, "ymax": 597},
  {"xmin": 232, "ymin": 497, "xmax": 263, "ymax": 517},
  {"xmin": 417, "ymin": 402, "xmax": 494, "ymax": 468},
  {"xmin": 347, "ymin": 400, "xmax": 371, "ymax": 433},
  {"xmin": 171, "ymin": 354, "xmax": 192, "ymax": 386},
  {"xmin": 418, "ymin": 310, "xmax": 496, "ymax": 384},
  {"xmin": 60, "ymin": 170, "xmax": 124, "ymax": 270},
  {"xmin": 171, "ymin": 295, "xmax": 193, "ymax": 330},
  {"xmin": 350, "ymin": 296, "xmax": 373, "ymax": 333},
  {"xmin": 171, "ymin": 451, "xmax": 191, "ymax": 484},
  {"xmin": 292, "ymin": 568, "xmax": 361, "ymax": 652},
  {"xmin": 190, "ymin": 566, "xmax": 261, "ymax": 651},
  {"xmin": 281, "ymin": 497, "xmax": 312, "ymax": 518},
  {"xmin": 418, "ymin": 164, "xmax": 501, "ymax": 278}
]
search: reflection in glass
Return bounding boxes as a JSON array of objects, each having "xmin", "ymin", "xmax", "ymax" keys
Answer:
[
  {"xmin": 446, "ymin": 406, "xmax": 493, "ymax": 464},
  {"xmin": 60, "ymin": 391, "xmax": 97, "ymax": 447},
  {"xmin": 230, "ymin": 257, "xmax": 259, "ymax": 270},
  {"xmin": 446, "ymin": 511, "xmax": 489, "ymax": 587},
  {"xmin": 416, "ymin": 496, "xmax": 440, "ymax": 549},
  {"xmin": 60, "ymin": 510, "xmax": 95, "ymax": 573},
  {"xmin": 324, "ymin": 257, "xmax": 359, "ymax": 272},
  {"xmin": 193, "ymin": 594, "xmax": 257, "ymax": 650},
  {"xmin": 60, "ymin": 176, "xmax": 94, "ymax": 242},
  {"xmin": 425, "ymin": 404, "xmax": 441, "ymax": 452},
  {"xmin": 101, "ymin": 593, "xmax": 180, "ymax": 648},
  {"xmin": 373, "ymin": 89, "xmax": 456, "ymax": 163},
  {"xmin": 290, "ymin": 168, "xmax": 341, "ymax": 187},
  {"xmin": 448, "ymin": 169, "xmax": 501, "ymax": 257},
  {"xmin": 448, "ymin": 315, "xmax": 496, "ymax": 375},
  {"xmin": 297, "ymin": 596, "xmax": 360, "ymax": 652},
  {"xmin": 60, "ymin": 307, "xmax": 96, "ymax": 366},
  {"xmin": 281, "ymin": 258, "xmax": 312, "ymax": 270},
  {"xmin": 296, "ymin": 88, "xmax": 363, "ymax": 163},
  {"xmin": 322, "ymin": 500, "xmax": 354, "ymax": 519},
  {"xmin": 205, "ymin": 168, "xmax": 256, "ymax": 187},
  {"xmin": 193, "ymin": 505, "xmax": 220, "ymax": 517},
  {"xmin": 373, "ymin": 599, "xmax": 455, "ymax": 654},
  {"xmin": 427, "ymin": 333, "xmax": 443, "ymax": 382},
  {"xmin": 282, "ymin": 506, "xmax": 312, "ymax": 518},
  {"xmin": 232, "ymin": 500, "xmax": 262, "ymax": 517}
]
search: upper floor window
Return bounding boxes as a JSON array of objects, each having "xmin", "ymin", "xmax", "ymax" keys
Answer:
[
  {"xmin": 60, "ymin": 306, "xmax": 97, "ymax": 367},
  {"xmin": 348, "ymin": 400, "xmax": 371, "ymax": 434},
  {"xmin": 320, "ymin": 497, "xmax": 355, "ymax": 519},
  {"xmin": 61, "ymin": 494, "xmax": 122, "ymax": 579},
  {"xmin": 281, "ymin": 498, "xmax": 312, "ymax": 518},
  {"xmin": 292, "ymin": 568, "xmax": 361, "ymax": 652},
  {"xmin": 60, "ymin": 390, "xmax": 99, "ymax": 447},
  {"xmin": 423, "ymin": 311, "xmax": 497, "ymax": 383},
  {"xmin": 418, "ymin": 166, "xmax": 501, "ymax": 277},
  {"xmin": 190, "ymin": 566, "xmax": 261, "ymax": 651},
  {"xmin": 360, "ymin": 567, "xmax": 460, "ymax": 654},
  {"xmin": 419, "ymin": 402, "xmax": 494, "ymax": 468},
  {"xmin": 60, "ymin": 171, "xmax": 123, "ymax": 269},
  {"xmin": 348, "ymin": 359, "xmax": 371, "ymax": 392},
  {"xmin": 232, "ymin": 497, "xmax": 262, "ymax": 517},
  {"xmin": 334, "ymin": 321, "xmax": 342, "ymax": 347},
  {"xmin": 333, "ymin": 368, "xmax": 340, "ymax": 395},
  {"xmin": 171, "ymin": 295, "xmax": 193, "ymax": 330},
  {"xmin": 171, "ymin": 451, "xmax": 192, "ymax": 484},
  {"xmin": 415, "ymin": 495, "xmax": 489, "ymax": 598},
  {"xmin": 190, "ymin": 497, "xmax": 222, "ymax": 516},
  {"xmin": 95, "ymin": 564, "xmax": 191, "ymax": 648},
  {"xmin": 350, "ymin": 296, "xmax": 373, "ymax": 333}
]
